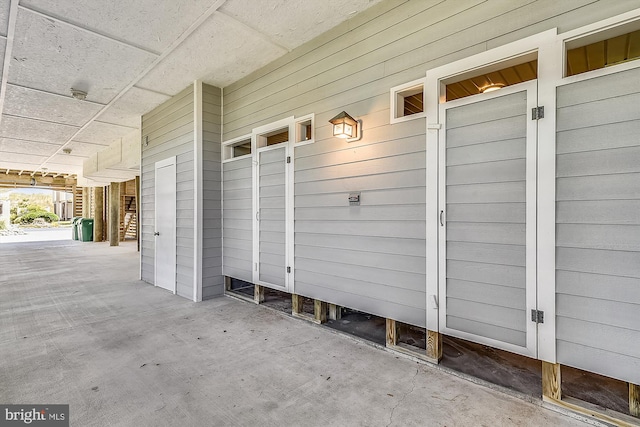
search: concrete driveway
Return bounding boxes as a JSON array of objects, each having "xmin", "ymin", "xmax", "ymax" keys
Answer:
[{"xmin": 0, "ymin": 240, "xmax": 591, "ymax": 426}]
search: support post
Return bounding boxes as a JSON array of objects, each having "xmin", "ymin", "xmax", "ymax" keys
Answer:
[
  {"xmin": 386, "ymin": 319, "xmax": 397, "ymax": 347},
  {"xmin": 224, "ymin": 276, "xmax": 231, "ymax": 292},
  {"xmin": 109, "ymin": 182, "xmax": 120, "ymax": 247},
  {"xmin": 82, "ymin": 187, "xmax": 90, "ymax": 218},
  {"xmin": 254, "ymin": 285, "xmax": 265, "ymax": 304},
  {"xmin": 426, "ymin": 330, "xmax": 443, "ymax": 362},
  {"xmin": 631, "ymin": 383, "xmax": 640, "ymax": 418},
  {"xmin": 329, "ymin": 304, "xmax": 341, "ymax": 320},
  {"xmin": 542, "ymin": 362, "xmax": 562, "ymax": 401},
  {"xmin": 314, "ymin": 300, "xmax": 327, "ymax": 324},
  {"xmin": 93, "ymin": 187, "xmax": 104, "ymax": 242},
  {"xmin": 292, "ymin": 294, "xmax": 304, "ymax": 316}
]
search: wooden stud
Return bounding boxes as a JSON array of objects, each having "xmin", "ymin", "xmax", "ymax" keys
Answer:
[
  {"xmin": 82, "ymin": 187, "xmax": 90, "ymax": 218},
  {"xmin": 386, "ymin": 319, "xmax": 397, "ymax": 347},
  {"xmin": 93, "ymin": 187, "xmax": 104, "ymax": 242},
  {"xmin": 292, "ymin": 294, "xmax": 304, "ymax": 315},
  {"xmin": 329, "ymin": 304, "xmax": 341, "ymax": 320},
  {"xmin": 631, "ymin": 383, "xmax": 640, "ymax": 418},
  {"xmin": 314, "ymin": 299, "xmax": 327, "ymax": 324},
  {"xmin": 109, "ymin": 182, "xmax": 120, "ymax": 247},
  {"xmin": 542, "ymin": 361, "xmax": 562, "ymax": 401},
  {"xmin": 426, "ymin": 330, "xmax": 443, "ymax": 362},
  {"xmin": 254, "ymin": 285, "xmax": 265, "ymax": 304}
]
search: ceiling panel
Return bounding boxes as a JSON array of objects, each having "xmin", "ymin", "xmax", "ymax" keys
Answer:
[
  {"xmin": 0, "ymin": 152, "xmax": 48, "ymax": 165},
  {"xmin": 74, "ymin": 121, "xmax": 136, "ymax": 145},
  {"xmin": 220, "ymin": 0, "xmax": 384, "ymax": 50},
  {"xmin": 3, "ymin": 85, "xmax": 104, "ymax": 126},
  {"xmin": 99, "ymin": 87, "xmax": 171, "ymax": 128},
  {"xmin": 65, "ymin": 140, "xmax": 115, "ymax": 157},
  {"xmin": 48, "ymin": 153, "xmax": 87, "ymax": 167},
  {"xmin": 8, "ymin": 9, "xmax": 158, "ymax": 104},
  {"xmin": 0, "ymin": 161, "xmax": 43, "ymax": 172},
  {"xmin": 42, "ymin": 162, "xmax": 81, "ymax": 174},
  {"xmin": 0, "ymin": 137, "xmax": 60, "ymax": 156},
  {"xmin": 19, "ymin": 0, "xmax": 221, "ymax": 53},
  {"xmin": 0, "ymin": 115, "xmax": 79, "ymax": 144},
  {"xmin": 137, "ymin": 12, "xmax": 287, "ymax": 94},
  {"xmin": 0, "ymin": 1, "xmax": 9, "ymax": 37}
]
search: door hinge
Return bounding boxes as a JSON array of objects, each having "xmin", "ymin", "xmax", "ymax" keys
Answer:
[
  {"xmin": 286, "ymin": 266, "xmax": 291, "ymax": 273},
  {"xmin": 286, "ymin": 156, "xmax": 291, "ymax": 164},
  {"xmin": 531, "ymin": 309, "xmax": 544, "ymax": 324},
  {"xmin": 531, "ymin": 106, "xmax": 544, "ymax": 120}
]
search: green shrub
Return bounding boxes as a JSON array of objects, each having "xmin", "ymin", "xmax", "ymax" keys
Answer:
[
  {"xmin": 0, "ymin": 220, "xmax": 6, "ymax": 230},
  {"xmin": 14, "ymin": 210, "xmax": 59, "ymax": 224}
]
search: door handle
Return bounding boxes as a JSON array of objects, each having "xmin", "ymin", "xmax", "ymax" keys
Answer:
[
  {"xmin": 439, "ymin": 210, "xmax": 444, "ymax": 226},
  {"xmin": 154, "ymin": 232, "xmax": 160, "ymax": 236}
]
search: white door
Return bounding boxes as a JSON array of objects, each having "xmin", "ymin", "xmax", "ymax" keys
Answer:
[
  {"xmin": 438, "ymin": 81, "xmax": 538, "ymax": 358},
  {"xmin": 155, "ymin": 157, "xmax": 177, "ymax": 293},
  {"xmin": 256, "ymin": 145, "xmax": 289, "ymax": 290}
]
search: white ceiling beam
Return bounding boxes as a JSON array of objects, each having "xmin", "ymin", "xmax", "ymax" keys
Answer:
[
  {"xmin": 19, "ymin": 5, "xmax": 163, "ymax": 57},
  {"xmin": 0, "ymin": 0, "xmax": 20, "ymax": 126},
  {"xmin": 36, "ymin": 0, "xmax": 228, "ymax": 174}
]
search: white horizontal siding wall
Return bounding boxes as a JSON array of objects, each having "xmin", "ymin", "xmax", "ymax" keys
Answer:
[
  {"xmin": 222, "ymin": 157, "xmax": 253, "ymax": 282},
  {"xmin": 141, "ymin": 85, "xmax": 195, "ymax": 300},
  {"xmin": 202, "ymin": 84, "xmax": 223, "ymax": 299},
  {"xmin": 556, "ymin": 67, "xmax": 640, "ymax": 385},
  {"xmin": 222, "ymin": 0, "xmax": 640, "ymax": 327}
]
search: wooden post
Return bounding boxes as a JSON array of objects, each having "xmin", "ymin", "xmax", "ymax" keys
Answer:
[
  {"xmin": 82, "ymin": 187, "xmax": 90, "ymax": 218},
  {"xmin": 631, "ymin": 383, "xmax": 640, "ymax": 418},
  {"xmin": 135, "ymin": 175, "xmax": 140, "ymax": 252},
  {"xmin": 292, "ymin": 294, "xmax": 304, "ymax": 316},
  {"xmin": 109, "ymin": 182, "xmax": 120, "ymax": 247},
  {"xmin": 329, "ymin": 304, "xmax": 341, "ymax": 320},
  {"xmin": 254, "ymin": 285, "xmax": 265, "ymax": 304},
  {"xmin": 542, "ymin": 362, "xmax": 562, "ymax": 401},
  {"xmin": 93, "ymin": 187, "xmax": 104, "ymax": 242},
  {"xmin": 426, "ymin": 330, "xmax": 443, "ymax": 362},
  {"xmin": 314, "ymin": 300, "xmax": 327, "ymax": 324},
  {"xmin": 386, "ymin": 319, "xmax": 397, "ymax": 347}
]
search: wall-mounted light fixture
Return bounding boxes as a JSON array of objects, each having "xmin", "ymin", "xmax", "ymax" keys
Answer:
[{"xmin": 329, "ymin": 111, "xmax": 362, "ymax": 142}]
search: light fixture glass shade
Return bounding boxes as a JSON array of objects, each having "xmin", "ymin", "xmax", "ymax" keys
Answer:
[
  {"xmin": 480, "ymin": 83, "xmax": 505, "ymax": 93},
  {"xmin": 329, "ymin": 111, "xmax": 357, "ymax": 139}
]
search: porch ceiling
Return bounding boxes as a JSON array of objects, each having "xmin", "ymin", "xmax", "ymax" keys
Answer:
[{"xmin": 0, "ymin": 0, "xmax": 383, "ymax": 181}]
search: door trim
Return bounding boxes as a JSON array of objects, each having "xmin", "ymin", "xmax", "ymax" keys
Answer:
[
  {"xmin": 252, "ymin": 117, "xmax": 295, "ymax": 293},
  {"xmin": 154, "ymin": 156, "xmax": 177, "ymax": 294}
]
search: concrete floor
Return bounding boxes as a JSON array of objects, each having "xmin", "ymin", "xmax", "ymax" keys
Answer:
[{"xmin": 0, "ymin": 240, "xmax": 593, "ymax": 426}]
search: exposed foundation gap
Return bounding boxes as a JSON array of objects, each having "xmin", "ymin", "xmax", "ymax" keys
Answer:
[
  {"xmin": 324, "ymin": 308, "xmax": 386, "ymax": 346},
  {"xmin": 292, "ymin": 294, "xmax": 325, "ymax": 324},
  {"xmin": 385, "ymin": 320, "xmax": 439, "ymax": 364},
  {"xmin": 224, "ymin": 277, "xmax": 255, "ymax": 304},
  {"xmin": 549, "ymin": 363, "xmax": 637, "ymax": 424}
]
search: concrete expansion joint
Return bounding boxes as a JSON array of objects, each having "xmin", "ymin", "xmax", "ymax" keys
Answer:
[{"xmin": 386, "ymin": 367, "xmax": 420, "ymax": 427}]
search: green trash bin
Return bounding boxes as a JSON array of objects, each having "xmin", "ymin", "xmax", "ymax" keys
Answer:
[
  {"xmin": 71, "ymin": 217, "xmax": 82, "ymax": 240},
  {"xmin": 79, "ymin": 218, "xmax": 94, "ymax": 242}
]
